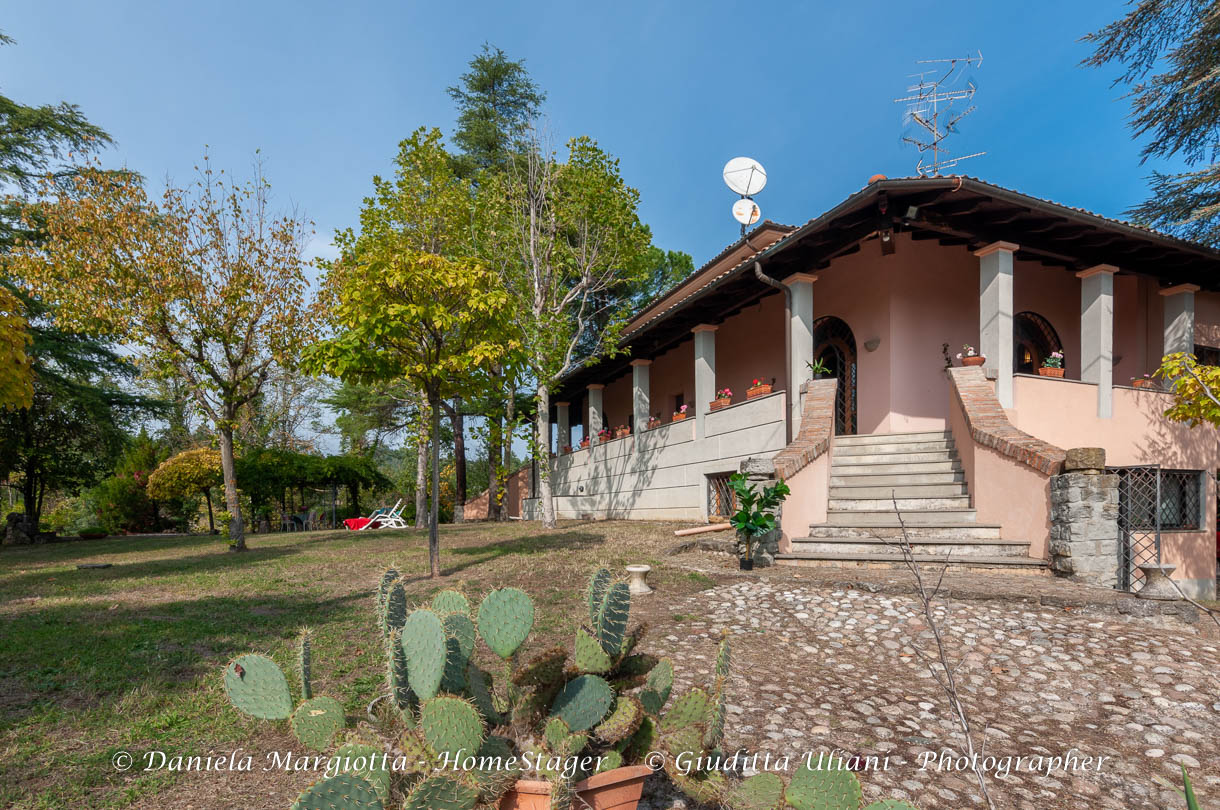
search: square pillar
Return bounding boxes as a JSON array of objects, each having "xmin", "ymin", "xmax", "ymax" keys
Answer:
[
  {"xmin": 555, "ymin": 401, "xmax": 570, "ymax": 452},
  {"xmin": 692, "ymin": 324, "xmax": 717, "ymax": 440},
  {"xmin": 1160, "ymin": 283, "xmax": 1200, "ymax": 358},
  {"xmin": 1078, "ymin": 264, "xmax": 1118, "ymax": 418},
  {"xmin": 630, "ymin": 359, "xmax": 651, "ymax": 449},
  {"xmin": 975, "ymin": 241, "xmax": 1017, "ymax": 408},
  {"xmin": 586, "ymin": 384, "xmax": 604, "ymax": 444},
  {"xmin": 785, "ymin": 273, "xmax": 817, "ymax": 431}
]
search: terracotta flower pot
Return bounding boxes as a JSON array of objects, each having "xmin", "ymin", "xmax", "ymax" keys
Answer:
[
  {"xmin": 671, "ymin": 412, "xmax": 687, "ymax": 421},
  {"xmin": 500, "ymin": 765, "xmax": 652, "ymax": 810},
  {"xmin": 615, "ymin": 428, "xmax": 631, "ymax": 439},
  {"xmin": 746, "ymin": 383, "xmax": 772, "ymax": 399},
  {"xmin": 1037, "ymin": 367, "xmax": 1065, "ymax": 378},
  {"xmin": 709, "ymin": 398, "xmax": 730, "ymax": 411},
  {"xmin": 580, "ymin": 439, "xmax": 590, "ymax": 448},
  {"xmin": 961, "ymin": 356, "xmax": 985, "ymax": 367},
  {"xmin": 1132, "ymin": 379, "xmax": 1155, "ymax": 389}
]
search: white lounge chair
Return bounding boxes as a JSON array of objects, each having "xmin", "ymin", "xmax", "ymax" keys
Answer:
[{"xmin": 356, "ymin": 499, "xmax": 403, "ymax": 531}]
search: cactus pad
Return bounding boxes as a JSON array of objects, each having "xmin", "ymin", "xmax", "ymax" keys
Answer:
[
  {"xmin": 550, "ymin": 673, "xmax": 614, "ymax": 732},
  {"xmin": 594, "ymin": 695, "xmax": 643, "ymax": 743},
  {"xmin": 593, "ymin": 582, "xmax": 631, "ymax": 658},
  {"xmin": 334, "ymin": 742, "xmax": 390, "ymax": 804},
  {"xmin": 441, "ymin": 612, "xmax": 476, "ymax": 693},
  {"xmin": 420, "ymin": 695, "xmax": 485, "ymax": 761},
  {"xmin": 664, "ymin": 758, "xmax": 726, "ymax": 805},
  {"xmin": 383, "ymin": 580, "xmax": 408, "ymax": 638},
  {"xmin": 389, "ymin": 630, "xmax": 414, "ymax": 711},
  {"xmin": 660, "ymin": 687, "xmax": 710, "ymax": 732},
  {"xmin": 714, "ymin": 632, "xmax": 731, "ymax": 681},
  {"xmin": 291, "ymin": 773, "xmax": 383, "ymax": 810},
  {"xmin": 586, "ymin": 568, "xmax": 611, "ymax": 619},
  {"xmin": 785, "ymin": 763, "xmax": 863, "ymax": 810},
  {"xmin": 703, "ymin": 686, "xmax": 727, "ymax": 750},
  {"xmin": 476, "ymin": 587, "xmax": 534, "ymax": 659},
  {"xmin": 377, "ymin": 568, "xmax": 399, "ymax": 612},
  {"xmin": 661, "ymin": 725, "xmax": 706, "ymax": 761},
  {"xmin": 401, "ymin": 608, "xmax": 447, "ymax": 701},
  {"xmin": 291, "ymin": 696, "xmax": 345, "ymax": 751},
  {"xmin": 402, "ymin": 775, "xmax": 479, "ymax": 810},
  {"xmin": 398, "ymin": 728, "xmax": 439, "ymax": 775},
  {"xmin": 465, "ymin": 664, "xmax": 503, "ymax": 725},
  {"xmin": 621, "ymin": 716, "xmax": 658, "ymax": 762},
  {"xmin": 597, "ymin": 749, "xmax": 624, "ymax": 773},
  {"xmin": 640, "ymin": 657, "xmax": 674, "ymax": 715},
  {"xmin": 432, "ymin": 589, "xmax": 471, "ymax": 616},
  {"xmin": 728, "ymin": 772, "xmax": 785, "ymax": 810},
  {"xmin": 574, "ymin": 626, "xmax": 613, "ymax": 673},
  {"xmin": 513, "ymin": 646, "xmax": 567, "ymax": 688},
  {"xmin": 297, "ymin": 628, "xmax": 313, "ymax": 701},
  {"xmin": 223, "ymin": 654, "xmax": 293, "ymax": 720}
]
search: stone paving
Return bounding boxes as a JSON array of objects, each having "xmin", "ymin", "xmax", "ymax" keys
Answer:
[{"xmin": 636, "ymin": 579, "xmax": 1220, "ymax": 810}]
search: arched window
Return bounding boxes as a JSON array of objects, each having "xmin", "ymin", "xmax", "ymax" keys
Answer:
[{"xmin": 1014, "ymin": 312, "xmax": 1063, "ymax": 375}]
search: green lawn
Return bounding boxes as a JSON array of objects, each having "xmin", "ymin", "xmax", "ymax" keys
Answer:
[{"xmin": 0, "ymin": 521, "xmax": 706, "ymax": 809}]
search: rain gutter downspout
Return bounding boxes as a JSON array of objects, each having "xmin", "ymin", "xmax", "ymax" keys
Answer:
[{"xmin": 749, "ymin": 254, "xmax": 794, "ymax": 443}]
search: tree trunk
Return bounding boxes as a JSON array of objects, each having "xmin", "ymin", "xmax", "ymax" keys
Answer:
[
  {"xmin": 428, "ymin": 391, "xmax": 442, "ymax": 578},
  {"xmin": 534, "ymin": 383, "xmax": 556, "ymax": 529},
  {"xmin": 487, "ymin": 413, "xmax": 502, "ymax": 521},
  {"xmin": 499, "ymin": 384, "xmax": 515, "ymax": 521},
  {"xmin": 204, "ymin": 489, "xmax": 215, "ymax": 534},
  {"xmin": 414, "ymin": 425, "xmax": 427, "ymax": 529},
  {"xmin": 218, "ymin": 425, "xmax": 247, "ymax": 551},
  {"xmin": 446, "ymin": 397, "xmax": 467, "ymax": 523}
]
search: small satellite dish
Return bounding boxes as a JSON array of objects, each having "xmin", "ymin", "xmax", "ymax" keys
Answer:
[
  {"xmin": 732, "ymin": 198, "xmax": 761, "ymax": 226},
  {"xmin": 723, "ymin": 157, "xmax": 767, "ymax": 196}
]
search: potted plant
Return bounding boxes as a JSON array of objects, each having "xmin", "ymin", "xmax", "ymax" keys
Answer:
[
  {"xmin": 579, "ymin": 436, "xmax": 590, "ymax": 449},
  {"xmin": 957, "ymin": 344, "xmax": 985, "ymax": 366},
  {"xmin": 562, "ymin": 445, "xmax": 573, "ymax": 454},
  {"xmin": 709, "ymin": 387, "xmax": 733, "ymax": 411},
  {"xmin": 597, "ymin": 426, "xmax": 612, "ymax": 442},
  {"xmin": 746, "ymin": 377, "xmax": 772, "ymax": 399},
  {"xmin": 806, "ymin": 357, "xmax": 831, "ymax": 379},
  {"xmin": 1132, "ymin": 374, "xmax": 1157, "ymax": 389},
  {"xmin": 672, "ymin": 404, "xmax": 688, "ymax": 421},
  {"xmin": 1038, "ymin": 351, "xmax": 1065, "ymax": 377},
  {"xmin": 646, "ymin": 415, "xmax": 661, "ymax": 430},
  {"xmin": 220, "ymin": 567, "xmax": 732, "ymax": 810},
  {"xmin": 727, "ymin": 473, "xmax": 790, "ymax": 571},
  {"xmin": 614, "ymin": 424, "xmax": 631, "ymax": 439}
]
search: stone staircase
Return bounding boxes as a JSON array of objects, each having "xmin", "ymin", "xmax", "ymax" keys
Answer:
[{"xmin": 776, "ymin": 430, "xmax": 1048, "ymax": 572}]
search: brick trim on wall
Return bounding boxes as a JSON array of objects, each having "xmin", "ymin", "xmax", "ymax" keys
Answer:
[
  {"xmin": 947, "ymin": 367, "xmax": 1066, "ymax": 475},
  {"xmin": 773, "ymin": 378, "xmax": 838, "ymax": 480}
]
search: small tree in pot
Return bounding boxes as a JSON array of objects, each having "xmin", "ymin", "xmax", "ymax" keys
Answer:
[{"xmin": 727, "ymin": 473, "xmax": 790, "ymax": 570}]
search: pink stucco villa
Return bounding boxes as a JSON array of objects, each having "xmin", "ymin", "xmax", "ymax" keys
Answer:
[{"xmin": 524, "ymin": 176, "xmax": 1220, "ymax": 600}]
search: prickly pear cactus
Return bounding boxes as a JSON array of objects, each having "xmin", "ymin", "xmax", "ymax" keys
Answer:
[
  {"xmin": 383, "ymin": 580, "xmax": 408, "ymax": 638},
  {"xmin": 398, "ymin": 728, "xmax": 440, "ymax": 775},
  {"xmin": 476, "ymin": 587, "xmax": 534, "ymax": 660},
  {"xmin": 573, "ymin": 626, "xmax": 613, "ymax": 673},
  {"xmin": 432, "ymin": 589, "xmax": 471, "ymax": 616},
  {"xmin": 419, "ymin": 695, "xmax": 485, "ymax": 760},
  {"xmin": 728, "ymin": 772, "xmax": 786, "ymax": 810},
  {"xmin": 388, "ymin": 629, "xmax": 414, "ymax": 712},
  {"xmin": 586, "ymin": 568, "xmax": 611, "ymax": 623},
  {"xmin": 401, "ymin": 608, "xmax": 447, "ymax": 700},
  {"xmin": 550, "ymin": 673, "xmax": 614, "ymax": 732},
  {"xmin": 298, "ymin": 628, "xmax": 313, "ymax": 701},
  {"xmin": 223, "ymin": 654, "xmax": 293, "ymax": 720},
  {"xmin": 334, "ymin": 742, "xmax": 390, "ymax": 804},
  {"xmin": 660, "ymin": 687, "xmax": 711, "ymax": 732},
  {"xmin": 594, "ymin": 695, "xmax": 643, "ymax": 743},
  {"xmin": 291, "ymin": 773, "xmax": 383, "ymax": 810},
  {"xmin": 640, "ymin": 657, "xmax": 674, "ymax": 715},
  {"xmin": 784, "ymin": 763, "xmax": 863, "ymax": 810},
  {"xmin": 377, "ymin": 567, "xmax": 399, "ymax": 614},
  {"xmin": 441, "ymin": 612, "xmax": 476, "ymax": 693},
  {"xmin": 402, "ymin": 775, "xmax": 478, "ymax": 810},
  {"xmin": 664, "ymin": 759, "xmax": 727, "ymax": 806},
  {"xmin": 465, "ymin": 664, "xmax": 502, "ymax": 725},
  {"xmin": 291, "ymin": 696, "xmax": 345, "ymax": 751},
  {"xmin": 592, "ymin": 582, "xmax": 631, "ymax": 658}
]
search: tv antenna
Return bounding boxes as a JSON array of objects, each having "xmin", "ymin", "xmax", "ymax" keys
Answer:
[
  {"xmin": 723, "ymin": 157, "xmax": 766, "ymax": 236},
  {"xmin": 894, "ymin": 51, "xmax": 984, "ymax": 176}
]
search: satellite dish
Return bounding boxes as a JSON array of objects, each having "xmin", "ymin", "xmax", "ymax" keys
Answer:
[
  {"xmin": 723, "ymin": 157, "xmax": 767, "ymax": 196},
  {"xmin": 732, "ymin": 198, "xmax": 761, "ymax": 226}
]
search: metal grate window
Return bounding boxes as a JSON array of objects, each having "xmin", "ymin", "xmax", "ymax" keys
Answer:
[
  {"xmin": 1116, "ymin": 469, "xmax": 1203, "ymax": 531},
  {"xmin": 707, "ymin": 472, "xmax": 738, "ymax": 519}
]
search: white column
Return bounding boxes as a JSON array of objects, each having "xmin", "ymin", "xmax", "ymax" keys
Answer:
[
  {"xmin": 785, "ymin": 273, "xmax": 817, "ymax": 432},
  {"xmin": 555, "ymin": 401, "xmax": 570, "ymax": 452},
  {"xmin": 692, "ymin": 325, "xmax": 717, "ymax": 440},
  {"xmin": 1160, "ymin": 283, "xmax": 1199, "ymax": 358},
  {"xmin": 586, "ymin": 384, "xmax": 604, "ymax": 444},
  {"xmin": 630, "ymin": 359, "xmax": 651, "ymax": 449},
  {"xmin": 975, "ymin": 241, "xmax": 1017, "ymax": 408},
  {"xmin": 1077, "ymin": 264, "xmax": 1118, "ymax": 419}
]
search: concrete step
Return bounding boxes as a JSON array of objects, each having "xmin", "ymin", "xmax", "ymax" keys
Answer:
[
  {"xmin": 829, "ymin": 483, "xmax": 968, "ymax": 499},
  {"xmin": 834, "ymin": 450, "xmax": 956, "ymax": 465},
  {"xmin": 830, "ymin": 460, "xmax": 962, "ymax": 476},
  {"xmin": 829, "ymin": 471, "xmax": 965, "ymax": 487},
  {"xmin": 835, "ymin": 439, "xmax": 954, "ymax": 456},
  {"xmin": 806, "ymin": 524, "xmax": 1003, "ymax": 539},
  {"xmin": 828, "ymin": 496, "xmax": 972, "ymax": 511},
  {"xmin": 834, "ymin": 431, "xmax": 952, "ymax": 446},
  {"xmin": 775, "ymin": 552, "xmax": 1049, "ymax": 573},
  {"xmin": 823, "ymin": 509, "xmax": 977, "ymax": 527},
  {"xmin": 790, "ymin": 536, "xmax": 1030, "ymax": 557}
]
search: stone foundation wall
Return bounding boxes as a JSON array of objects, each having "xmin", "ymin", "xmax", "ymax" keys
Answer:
[{"xmin": 1048, "ymin": 471, "xmax": 1119, "ymax": 587}]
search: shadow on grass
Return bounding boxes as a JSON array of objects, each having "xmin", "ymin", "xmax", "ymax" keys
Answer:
[{"xmin": 442, "ymin": 531, "xmax": 607, "ymax": 576}]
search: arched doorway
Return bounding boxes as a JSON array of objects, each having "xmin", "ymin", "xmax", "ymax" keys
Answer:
[
  {"xmin": 1014, "ymin": 311, "xmax": 1063, "ymax": 375},
  {"xmin": 813, "ymin": 316, "xmax": 857, "ymax": 435}
]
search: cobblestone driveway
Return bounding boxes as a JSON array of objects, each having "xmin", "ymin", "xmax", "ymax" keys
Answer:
[{"xmin": 638, "ymin": 580, "xmax": 1220, "ymax": 810}]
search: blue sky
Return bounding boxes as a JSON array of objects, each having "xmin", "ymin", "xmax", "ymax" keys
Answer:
[{"xmin": 3, "ymin": 0, "xmax": 1187, "ymax": 273}]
